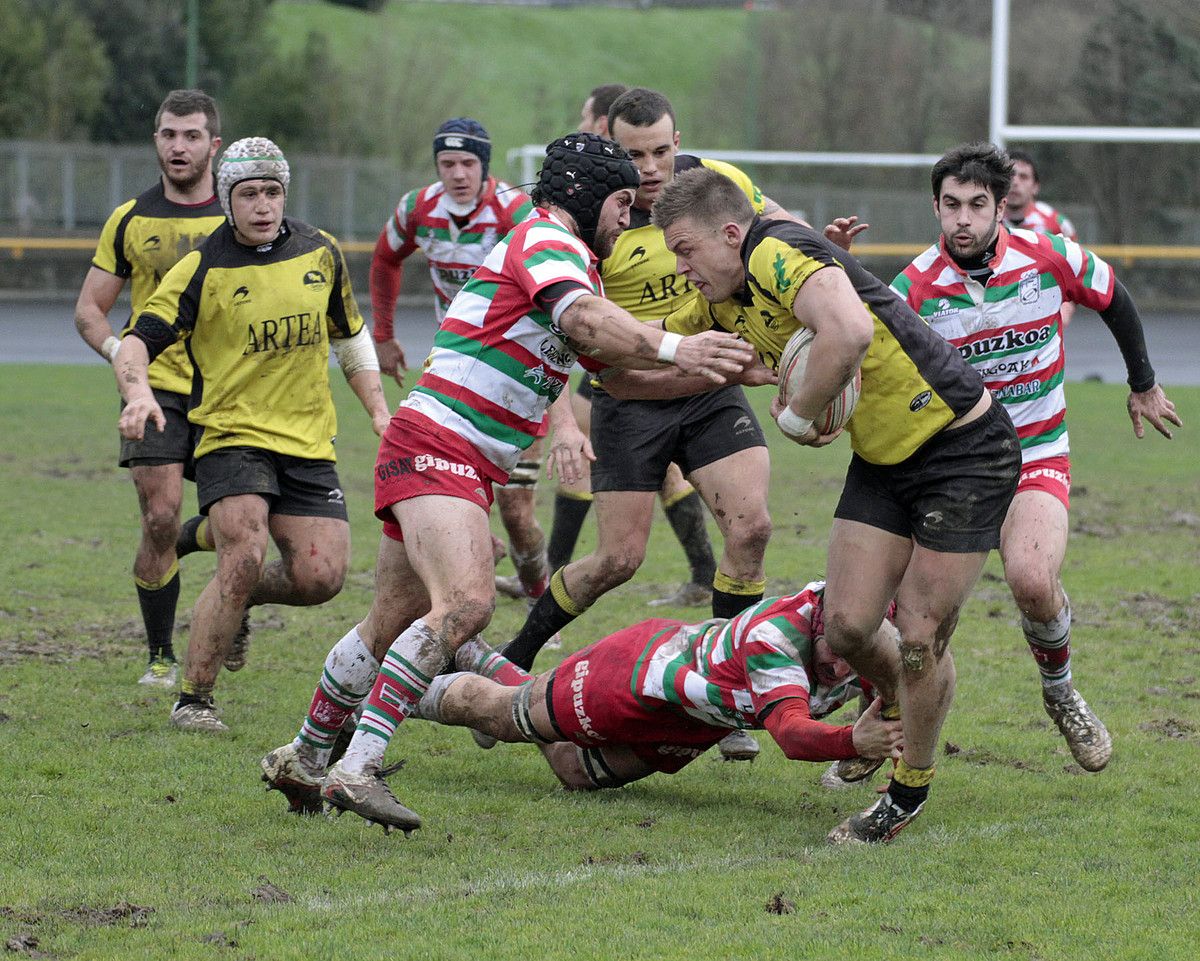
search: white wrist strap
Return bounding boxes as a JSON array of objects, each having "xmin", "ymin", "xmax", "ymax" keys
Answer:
[
  {"xmin": 656, "ymin": 332, "xmax": 682, "ymax": 365},
  {"xmin": 776, "ymin": 405, "xmax": 813, "ymax": 439},
  {"xmin": 101, "ymin": 335, "xmax": 122, "ymax": 364}
]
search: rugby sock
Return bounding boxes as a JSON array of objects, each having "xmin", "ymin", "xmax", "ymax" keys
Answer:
[
  {"xmin": 887, "ymin": 758, "xmax": 934, "ymax": 813},
  {"xmin": 711, "ymin": 570, "xmax": 766, "ymax": 620},
  {"xmin": 175, "ymin": 515, "xmax": 214, "ymax": 557},
  {"xmin": 176, "ymin": 676, "xmax": 214, "ymax": 709},
  {"xmin": 456, "ymin": 635, "xmax": 533, "ymax": 686},
  {"xmin": 501, "ymin": 568, "xmax": 589, "ymax": 671},
  {"xmin": 1023, "ymin": 598, "xmax": 1073, "ymax": 691},
  {"xmin": 547, "ymin": 492, "xmax": 593, "ymax": 572},
  {"xmin": 512, "ymin": 534, "xmax": 550, "ymax": 599},
  {"xmin": 295, "ymin": 626, "xmax": 380, "ymax": 770},
  {"xmin": 135, "ymin": 562, "xmax": 180, "ymax": 662},
  {"xmin": 663, "ymin": 489, "xmax": 717, "ymax": 588},
  {"xmin": 341, "ymin": 618, "xmax": 453, "ymax": 774}
]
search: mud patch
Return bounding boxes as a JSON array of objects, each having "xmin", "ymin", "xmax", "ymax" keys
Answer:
[
  {"xmin": 35, "ymin": 464, "xmax": 120, "ymax": 482},
  {"xmin": 1138, "ymin": 717, "xmax": 1197, "ymax": 740},
  {"xmin": 765, "ymin": 892, "xmax": 796, "ymax": 915},
  {"xmin": 1117, "ymin": 593, "xmax": 1200, "ymax": 638},
  {"xmin": 943, "ymin": 742, "xmax": 1039, "ymax": 771},
  {"xmin": 0, "ymin": 614, "xmax": 195, "ymax": 665},
  {"xmin": 250, "ymin": 878, "xmax": 291, "ymax": 904},
  {"xmin": 59, "ymin": 901, "xmax": 153, "ymax": 928},
  {"xmin": 4, "ymin": 933, "xmax": 46, "ymax": 958},
  {"xmin": 200, "ymin": 931, "xmax": 238, "ymax": 948}
]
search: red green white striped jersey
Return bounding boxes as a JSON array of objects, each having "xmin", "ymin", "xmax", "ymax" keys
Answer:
[
  {"xmin": 891, "ymin": 226, "xmax": 1114, "ymax": 463},
  {"xmin": 1008, "ymin": 200, "xmax": 1077, "ymax": 241},
  {"xmin": 401, "ymin": 209, "xmax": 602, "ymax": 476},
  {"xmin": 384, "ymin": 176, "xmax": 534, "ymax": 318},
  {"xmin": 631, "ymin": 583, "xmax": 863, "ymax": 730}
]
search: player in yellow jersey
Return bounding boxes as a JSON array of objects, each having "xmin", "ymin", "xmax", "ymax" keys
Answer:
[
  {"xmin": 650, "ymin": 166, "xmax": 1021, "ymax": 843},
  {"xmin": 114, "ymin": 138, "xmax": 391, "ymax": 733},
  {"xmin": 74, "ymin": 90, "xmax": 224, "ymax": 688}
]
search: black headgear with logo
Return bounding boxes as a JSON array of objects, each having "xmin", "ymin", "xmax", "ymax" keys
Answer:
[
  {"xmin": 433, "ymin": 117, "xmax": 492, "ymax": 180},
  {"xmin": 532, "ymin": 133, "xmax": 640, "ymax": 249}
]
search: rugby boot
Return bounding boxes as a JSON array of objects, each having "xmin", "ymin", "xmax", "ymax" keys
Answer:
[
  {"xmin": 321, "ymin": 760, "xmax": 422, "ymax": 836},
  {"xmin": 648, "ymin": 581, "xmax": 713, "ymax": 608},
  {"xmin": 819, "ymin": 760, "xmax": 857, "ymax": 790},
  {"xmin": 717, "ymin": 729, "xmax": 760, "ymax": 761},
  {"xmin": 832, "ymin": 755, "xmax": 887, "ymax": 783},
  {"xmin": 138, "ymin": 657, "xmax": 178, "ymax": 688},
  {"xmin": 170, "ymin": 697, "xmax": 229, "ymax": 733},
  {"xmin": 223, "ymin": 611, "xmax": 252, "ymax": 672},
  {"xmin": 260, "ymin": 742, "xmax": 323, "ymax": 815},
  {"xmin": 494, "ymin": 573, "xmax": 526, "ymax": 600},
  {"xmin": 1043, "ymin": 686, "xmax": 1112, "ymax": 771},
  {"xmin": 827, "ymin": 793, "xmax": 923, "ymax": 845}
]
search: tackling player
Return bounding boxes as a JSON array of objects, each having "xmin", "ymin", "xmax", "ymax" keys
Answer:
[
  {"xmin": 259, "ymin": 134, "xmax": 757, "ymax": 834},
  {"xmin": 74, "ymin": 89, "xmax": 223, "ymax": 688},
  {"xmin": 114, "ymin": 138, "xmax": 391, "ymax": 733},
  {"xmin": 892, "ymin": 142, "xmax": 1181, "ymax": 773}
]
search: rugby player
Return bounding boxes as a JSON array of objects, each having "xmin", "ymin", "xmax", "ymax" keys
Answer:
[
  {"xmin": 412, "ymin": 583, "xmax": 903, "ymax": 795},
  {"xmin": 259, "ymin": 134, "xmax": 757, "ymax": 834},
  {"xmin": 892, "ymin": 142, "xmax": 1181, "ymax": 773},
  {"xmin": 649, "ymin": 166, "xmax": 1023, "ymax": 844},
  {"xmin": 548, "ymin": 82, "xmax": 721, "ymax": 611},
  {"xmin": 74, "ymin": 89, "xmax": 223, "ymax": 688},
  {"xmin": 114, "ymin": 138, "xmax": 391, "ymax": 733},
  {"xmin": 368, "ymin": 118, "xmax": 559, "ymax": 608}
]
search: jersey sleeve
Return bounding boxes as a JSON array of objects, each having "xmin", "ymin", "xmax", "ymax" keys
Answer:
[
  {"xmin": 510, "ymin": 221, "xmax": 598, "ymax": 303},
  {"xmin": 496, "ymin": 181, "xmax": 534, "ymax": 230},
  {"xmin": 748, "ymin": 233, "xmax": 833, "ymax": 315},
  {"xmin": 321, "ymin": 231, "xmax": 365, "ymax": 339},
  {"xmin": 92, "ymin": 200, "xmax": 136, "ymax": 278},
  {"xmin": 743, "ymin": 622, "xmax": 815, "ymax": 717},
  {"xmin": 700, "ymin": 158, "xmax": 766, "ymax": 214},
  {"xmin": 136, "ymin": 249, "xmax": 204, "ymax": 343},
  {"xmin": 1042, "ymin": 232, "xmax": 1114, "ymax": 312},
  {"xmin": 384, "ymin": 189, "xmax": 421, "ymax": 256},
  {"xmin": 760, "ymin": 695, "xmax": 857, "ymax": 761}
]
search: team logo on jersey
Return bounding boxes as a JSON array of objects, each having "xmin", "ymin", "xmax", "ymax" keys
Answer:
[
  {"xmin": 1019, "ymin": 268, "xmax": 1040, "ymax": 304},
  {"xmin": 232, "ymin": 285, "xmax": 252, "ymax": 304},
  {"xmin": 302, "ymin": 270, "xmax": 328, "ymax": 289},
  {"xmin": 910, "ymin": 390, "xmax": 932, "ymax": 412},
  {"xmin": 142, "ymin": 235, "xmax": 161, "ymax": 251},
  {"xmin": 628, "ymin": 245, "xmax": 647, "ymax": 262},
  {"xmin": 772, "ymin": 252, "xmax": 793, "ymax": 294},
  {"xmin": 928, "ymin": 298, "xmax": 959, "ymax": 321}
]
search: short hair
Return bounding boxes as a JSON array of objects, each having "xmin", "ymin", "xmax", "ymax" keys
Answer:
[
  {"xmin": 651, "ymin": 166, "xmax": 754, "ymax": 233},
  {"xmin": 155, "ymin": 89, "xmax": 220, "ymax": 138},
  {"xmin": 930, "ymin": 142, "xmax": 1013, "ymax": 204},
  {"xmin": 608, "ymin": 87, "xmax": 676, "ymax": 131},
  {"xmin": 1006, "ymin": 149, "xmax": 1040, "ymax": 182},
  {"xmin": 588, "ymin": 83, "xmax": 629, "ymax": 120}
]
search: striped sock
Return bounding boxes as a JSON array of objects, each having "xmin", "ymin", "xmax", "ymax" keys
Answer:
[
  {"xmin": 135, "ymin": 562, "xmax": 180, "ymax": 661},
  {"xmin": 456, "ymin": 635, "xmax": 533, "ymax": 686},
  {"xmin": 341, "ymin": 619, "xmax": 452, "ymax": 773},
  {"xmin": 295, "ymin": 626, "xmax": 380, "ymax": 769},
  {"xmin": 711, "ymin": 570, "xmax": 766, "ymax": 619},
  {"xmin": 1022, "ymin": 598, "xmax": 1073, "ymax": 691}
]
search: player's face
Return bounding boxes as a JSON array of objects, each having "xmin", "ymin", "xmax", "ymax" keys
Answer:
[
  {"xmin": 664, "ymin": 215, "xmax": 744, "ymax": 302},
  {"xmin": 436, "ymin": 151, "xmax": 484, "ymax": 206},
  {"xmin": 229, "ymin": 179, "xmax": 286, "ymax": 246},
  {"xmin": 611, "ymin": 114, "xmax": 679, "ymax": 211},
  {"xmin": 154, "ymin": 111, "xmax": 219, "ymax": 193},
  {"xmin": 1007, "ymin": 160, "xmax": 1038, "ymax": 211},
  {"xmin": 812, "ymin": 638, "xmax": 854, "ymax": 688},
  {"xmin": 936, "ymin": 177, "xmax": 1007, "ymax": 261},
  {"xmin": 591, "ymin": 188, "xmax": 636, "ymax": 258}
]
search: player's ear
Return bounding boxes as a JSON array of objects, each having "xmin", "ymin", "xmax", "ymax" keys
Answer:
[
  {"xmin": 722, "ymin": 221, "xmax": 742, "ymax": 247},
  {"xmin": 996, "ymin": 195, "xmax": 1008, "ymax": 219}
]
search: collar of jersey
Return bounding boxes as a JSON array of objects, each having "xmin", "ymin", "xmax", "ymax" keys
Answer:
[
  {"xmin": 234, "ymin": 219, "xmax": 291, "ymax": 255},
  {"xmin": 938, "ymin": 222, "xmax": 1011, "ymax": 278}
]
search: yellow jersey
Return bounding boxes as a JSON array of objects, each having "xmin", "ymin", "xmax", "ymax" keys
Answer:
[
  {"xmin": 93, "ymin": 181, "xmax": 224, "ymax": 396},
  {"xmin": 138, "ymin": 219, "xmax": 365, "ymax": 462}
]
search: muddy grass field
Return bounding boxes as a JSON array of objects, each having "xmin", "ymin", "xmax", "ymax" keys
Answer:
[{"xmin": 1, "ymin": 367, "xmax": 1198, "ymax": 960}]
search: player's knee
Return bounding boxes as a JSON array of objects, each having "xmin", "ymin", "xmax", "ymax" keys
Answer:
[
  {"xmin": 727, "ymin": 511, "xmax": 772, "ymax": 560},
  {"xmin": 593, "ymin": 543, "xmax": 645, "ymax": 589},
  {"xmin": 823, "ymin": 609, "xmax": 875, "ymax": 658},
  {"xmin": 439, "ymin": 595, "xmax": 495, "ymax": 647},
  {"xmin": 547, "ymin": 748, "xmax": 598, "ymax": 791},
  {"xmin": 141, "ymin": 505, "xmax": 181, "ymax": 550},
  {"xmin": 1006, "ymin": 562, "xmax": 1058, "ymax": 616},
  {"xmin": 217, "ymin": 543, "xmax": 268, "ymax": 599}
]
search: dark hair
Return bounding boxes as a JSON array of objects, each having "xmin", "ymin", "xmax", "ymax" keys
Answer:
[
  {"xmin": 651, "ymin": 166, "xmax": 754, "ymax": 233},
  {"xmin": 930, "ymin": 142, "xmax": 1013, "ymax": 204},
  {"xmin": 607, "ymin": 87, "xmax": 676, "ymax": 131},
  {"xmin": 155, "ymin": 89, "xmax": 220, "ymax": 138},
  {"xmin": 588, "ymin": 83, "xmax": 629, "ymax": 120},
  {"xmin": 1006, "ymin": 149, "xmax": 1039, "ymax": 182}
]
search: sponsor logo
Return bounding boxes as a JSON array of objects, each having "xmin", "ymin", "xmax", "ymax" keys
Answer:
[
  {"xmin": 311, "ymin": 699, "xmax": 344, "ymax": 726},
  {"xmin": 1018, "ymin": 268, "xmax": 1040, "ymax": 304},
  {"xmin": 233, "ymin": 285, "xmax": 251, "ymax": 303},
  {"xmin": 656, "ymin": 745, "xmax": 704, "ymax": 759},
  {"xmin": 994, "ymin": 379, "xmax": 1043, "ymax": 401},
  {"xmin": 1024, "ymin": 465, "xmax": 1069, "ymax": 485},
  {"xmin": 637, "ymin": 273, "xmax": 690, "ymax": 305},
  {"xmin": 375, "ymin": 454, "xmax": 481, "ymax": 483},
  {"xmin": 442, "ymin": 136, "xmax": 464, "ymax": 148},
  {"xmin": 910, "ymin": 390, "xmax": 932, "ymax": 412},
  {"xmin": 733, "ymin": 415, "xmax": 755, "ymax": 434},
  {"xmin": 142, "ymin": 235, "xmax": 162, "ymax": 251},
  {"xmin": 435, "ymin": 265, "xmax": 474, "ymax": 288},
  {"xmin": 539, "ymin": 339, "xmax": 575, "ymax": 367},
  {"xmin": 628, "ymin": 245, "xmax": 647, "ymax": 262},
  {"xmin": 242, "ymin": 312, "xmax": 324, "ymax": 354},
  {"xmin": 571, "ymin": 659, "xmax": 602, "ymax": 741},
  {"xmin": 771, "ymin": 251, "xmax": 793, "ymax": 294},
  {"xmin": 326, "ymin": 487, "xmax": 344, "ymax": 503},
  {"xmin": 928, "ymin": 297, "xmax": 958, "ymax": 321},
  {"xmin": 302, "ymin": 269, "xmax": 328, "ymax": 288},
  {"xmin": 957, "ymin": 325, "xmax": 1052, "ymax": 360},
  {"xmin": 978, "ymin": 358, "xmax": 1035, "ymax": 377}
]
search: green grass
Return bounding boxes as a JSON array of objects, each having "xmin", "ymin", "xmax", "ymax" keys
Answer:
[{"xmin": 1, "ymin": 367, "xmax": 1198, "ymax": 959}]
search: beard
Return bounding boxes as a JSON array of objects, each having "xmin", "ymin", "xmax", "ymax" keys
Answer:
[
  {"xmin": 591, "ymin": 223, "xmax": 621, "ymax": 259},
  {"xmin": 159, "ymin": 155, "xmax": 208, "ymax": 193}
]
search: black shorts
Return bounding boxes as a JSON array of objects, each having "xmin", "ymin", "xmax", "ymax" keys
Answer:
[
  {"xmin": 118, "ymin": 388, "xmax": 196, "ymax": 470},
  {"xmin": 575, "ymin": 374, "xmax": 594, "ymax": 401},
  {"xmin": 194, "ymin": 446, "xmax": 349, "ymax": 520},
  {"xmin": 589, "ymin": 385, "xmax": 766, "ymax": 493},
  {"xmin": 834, "ymin": 398, "xmax": 1019, "ymax": 553}
]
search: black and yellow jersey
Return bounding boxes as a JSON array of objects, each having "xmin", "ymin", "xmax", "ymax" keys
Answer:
[
  {"xmin": 138, "ymin": 219, "xmax": 364, "ymax": 462},
  {"xmin": 94, "ymin": 180, "xmax": 224, "ymax": 396},
  {"xmin": 601, "ymin": 155, "xmax": 765, "ymax": 322},
  {"xmin": 666, "ymin": 217, "xmax": 985, "ymax": 465}
]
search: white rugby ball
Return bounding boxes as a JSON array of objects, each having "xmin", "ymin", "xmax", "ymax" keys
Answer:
[{"xmin": 777, "ymin": 327, "xmax": 862, "ymax": 436}]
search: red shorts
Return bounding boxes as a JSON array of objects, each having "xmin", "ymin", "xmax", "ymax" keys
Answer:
[
  {"xmin": 546, "ymin": 619, "xmax": 730, "ymax": 775},
  {"xmin": 1017, "ymin": 454, "xmax": 1071, "ymax": 510},
  {"xmin": 374, "ymin": 409, "xmax": 501, "ymax": 542}
]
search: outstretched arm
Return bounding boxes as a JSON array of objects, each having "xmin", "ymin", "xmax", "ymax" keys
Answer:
[
  {"xmin": 761, "ymin": 694, "xmax": 902, "ymax": 762},
  {"xmin": 74, "ymin": 268, "xmax": 127, "ymax": 363}
]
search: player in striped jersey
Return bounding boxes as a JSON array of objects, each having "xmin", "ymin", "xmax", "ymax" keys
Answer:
[
  {"xmin": 260, "ymin": 134, "xmax": 757, "ymax": 831},
  {"xmin": 414, "ymin": 583, "xmax": 903, "ymax": 792},
  {"xmin": 369, "ymin": 119, "xmax": 552, "ymax": 605},
  {"xmin": 892, "ymin": 142, "xmax": 1181, "ymax": 774}
]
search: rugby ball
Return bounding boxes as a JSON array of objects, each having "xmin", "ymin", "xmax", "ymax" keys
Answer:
[{"xmin": 777, "ymin": 327, "xmax": 862, "ymax": 436}]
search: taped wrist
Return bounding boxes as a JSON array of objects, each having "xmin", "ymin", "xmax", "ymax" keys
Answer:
[{"xmin": 332, "ymin": 326, "xmax": 381, "ymax": 378}]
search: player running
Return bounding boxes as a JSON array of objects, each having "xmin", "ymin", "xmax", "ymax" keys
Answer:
[{"xmin": 892, "ymin": 142, "xmax": 1181, "ymax": 773}]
